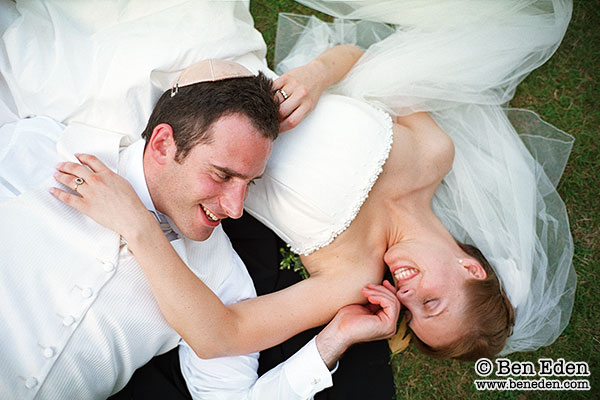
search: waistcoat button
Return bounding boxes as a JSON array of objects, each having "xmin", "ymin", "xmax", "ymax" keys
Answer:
[
  {"xmin": 25, "ymin": 377, "xmax": 38, "ymax": 389},
  {"xmin": 81, "ymin": 287, "xmax": 93, "ymax": 298},
  {"xmin": 43, "ymin": 347, "xmax": 55, "ymax": 358},
  {"xmin": 103, "ymin": 262, "xmax": 115, "ymax": 273}
]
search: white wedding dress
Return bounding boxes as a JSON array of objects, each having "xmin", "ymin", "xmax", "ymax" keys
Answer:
[
  {"xmin": 246, "ymin": 94, "xmax": 393, "ymax": 255},
  {"xmin": 245, "ymin": 0, "xmax": 576, "ymax": 356},
  {"xmin": 0, "ymin": 0, "xmax": 575, "ymax": 358}
]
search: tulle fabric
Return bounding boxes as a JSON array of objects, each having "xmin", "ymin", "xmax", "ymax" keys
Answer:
[{"xmin": 275, "ymin": 0, "xmax": 575, "ymax": 355}]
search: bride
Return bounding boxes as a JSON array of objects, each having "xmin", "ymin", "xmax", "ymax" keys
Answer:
[{"xmin": 52, "ymin": 0, "xmax": 576, "ymax": 361}]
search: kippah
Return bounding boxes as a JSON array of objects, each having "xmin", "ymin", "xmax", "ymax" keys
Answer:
[{"xmin": 170, "ymin": 59, "xmax": 253, "ymax": 97}]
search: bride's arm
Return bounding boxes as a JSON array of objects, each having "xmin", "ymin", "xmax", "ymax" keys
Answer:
[
  {"xmin": 275, "ymin": 44, "xmax": 363, "ymax": 132},
  {"xmin": 126, "ymin": 213, "xmax": 371, "ymax": 356},
  {"xmin": 126, "ymin": 214, "xmax": 378, "ymax": 357}
]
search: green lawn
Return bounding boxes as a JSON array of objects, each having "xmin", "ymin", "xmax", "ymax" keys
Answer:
[{"xmin": 251, "ymin": 1, "xmax": 599, "ymax": 398}]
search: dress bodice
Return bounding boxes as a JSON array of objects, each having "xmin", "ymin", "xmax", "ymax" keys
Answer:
[{"xmin": 245, "ymin": 94, "xmax": 393, "ymax": 255}]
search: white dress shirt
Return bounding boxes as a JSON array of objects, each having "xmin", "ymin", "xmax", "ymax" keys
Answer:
[{"xmin": 0, "ymin": 117, "xmax": 334, "ymax": 399}]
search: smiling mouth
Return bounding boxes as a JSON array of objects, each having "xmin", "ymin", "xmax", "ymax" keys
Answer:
[
  {"xmin": 394, "ymin": 267, "xmax": 418, "ymax": 281},
  {"xmin": 201, "ymin": 204, "xmax": 219, "ymax": 222}
]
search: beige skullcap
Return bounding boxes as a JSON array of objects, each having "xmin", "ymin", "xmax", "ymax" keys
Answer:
[{"xmin": 171, "ymin": 59, "xmax": 253, "ymax": 97}]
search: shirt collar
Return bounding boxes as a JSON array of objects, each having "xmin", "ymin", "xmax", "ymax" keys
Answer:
[
  {"xmin": 123, "ymin": 139, "xmax": 182, "ymax": 238},
  {"xmin": 122, "ymin": 139, "xmax": 158, "ymax": 215}
]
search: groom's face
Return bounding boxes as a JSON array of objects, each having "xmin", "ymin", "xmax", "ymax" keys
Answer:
[{"xmin": 154, "ymin": 113, "xmax": 273, "ymax": 241}]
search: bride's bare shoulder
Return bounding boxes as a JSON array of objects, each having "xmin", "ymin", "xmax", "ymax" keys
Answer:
[
  {"xmin": 374, "ymin": 112, "xmax": 454, "ymax": 199},
  {"xmin": 395, "ymin": 112, "xmax": 454, "ymax": 177}
]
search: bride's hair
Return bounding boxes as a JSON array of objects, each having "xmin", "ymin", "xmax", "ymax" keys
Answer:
[{"xmin": 412, "ymin": 242, "xmax": 515, "ymax": 361}]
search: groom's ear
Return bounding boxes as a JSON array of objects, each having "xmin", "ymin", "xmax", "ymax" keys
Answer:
[{"xmin": 146, "ymin": 123, "xmax": 176, "ymax": 165}]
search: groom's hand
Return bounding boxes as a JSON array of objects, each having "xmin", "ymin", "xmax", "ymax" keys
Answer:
[{"xmin": 315, "ymin": 281, "xmax": 400, "ymax": 369}]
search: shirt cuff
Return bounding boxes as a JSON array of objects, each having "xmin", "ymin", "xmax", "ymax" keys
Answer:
[
  {"xmin": 283, "ymin": 337, "xmax": 333, "ymax": 398},
  {"xmin": 329, "ymin": 361, "xmax": 340, "ymax": 374}
]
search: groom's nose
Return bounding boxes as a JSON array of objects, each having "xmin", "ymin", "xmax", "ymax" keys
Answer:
[{"xmin": 220, "ymin": 182, "xmax": 247, "ymax": 219}]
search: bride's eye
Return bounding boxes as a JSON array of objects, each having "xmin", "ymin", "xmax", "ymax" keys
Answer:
[{"xmin": 423, "ymin": 298, "xmax": 439, "ymax": 310}]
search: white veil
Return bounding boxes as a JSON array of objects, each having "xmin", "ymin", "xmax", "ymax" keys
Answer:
[{"xmin": 275, "ymin": 0, "xmax": 576, "ymax": 355}]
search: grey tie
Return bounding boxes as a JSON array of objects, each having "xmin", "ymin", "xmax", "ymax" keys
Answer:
[{"xmin": 149, "ymin": 211, "xmax": 180, "ymax": 241}]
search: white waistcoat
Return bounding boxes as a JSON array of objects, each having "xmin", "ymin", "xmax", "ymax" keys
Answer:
[{"xmin": 0, "ymin": 124, "xmax": 232, "ymax": 399}]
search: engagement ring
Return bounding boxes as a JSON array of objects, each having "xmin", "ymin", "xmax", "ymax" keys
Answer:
[{"xmin": 74, "ymin": 177, "xmax": 85, "ymax": 191}]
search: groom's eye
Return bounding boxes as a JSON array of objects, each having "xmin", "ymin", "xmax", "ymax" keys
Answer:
[{"xmin": 215, "ymin": 173, "xmax": 229, "ymax": 181}]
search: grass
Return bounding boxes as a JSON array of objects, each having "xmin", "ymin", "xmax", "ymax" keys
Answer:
[{"xmin": 251, "ymin": 1, "xmax": 599, "ymax": 398}]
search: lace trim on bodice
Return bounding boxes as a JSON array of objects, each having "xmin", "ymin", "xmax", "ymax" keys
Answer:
[{"xmin": 292, "ymin": 105, "xmax": 394, "ymax": 255}]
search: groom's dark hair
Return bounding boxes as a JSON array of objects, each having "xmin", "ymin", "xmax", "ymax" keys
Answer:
[{"xmin": 142, "ymin": 71, "xmax": 279, "ymax": 162}]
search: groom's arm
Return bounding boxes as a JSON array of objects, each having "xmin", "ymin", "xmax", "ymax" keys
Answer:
[
  {"xmin": 179, "ymin": 257, "xmax": 399, "ymax": 400},
  {"xmin": 179, "ymin": 336, "xmax": 332, "ymax": 400}
]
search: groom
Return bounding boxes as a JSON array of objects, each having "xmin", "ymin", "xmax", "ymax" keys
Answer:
[{"xmin": 0, "ymin": 59, "xmax": 397, "ymax": 399}]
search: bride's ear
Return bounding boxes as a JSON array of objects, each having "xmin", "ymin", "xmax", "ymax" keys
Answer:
[
  {"xmin": 146, "ymin": 123, "xmax": 176, "ymax": 164},
  {"xmin": 464, "ymin": 261, "xmax": 487, "ymax": 280}
]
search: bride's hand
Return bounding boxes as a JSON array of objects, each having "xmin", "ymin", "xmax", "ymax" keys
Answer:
[
  {"xmin": 273, "ymin": 59, "xmax": 328, "ymax": 133},
  {"xmin": 273, "ymin": 44, "xmax": 363, "ymax": 133},
  {"xmin": 50, "ymin": 154, "xmax": 155, "ymax": 240}
]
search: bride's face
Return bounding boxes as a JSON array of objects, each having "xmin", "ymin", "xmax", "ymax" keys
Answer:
[{"xmin": 384, "ymin": 241, "xmax": 484, "ymax": 348}]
